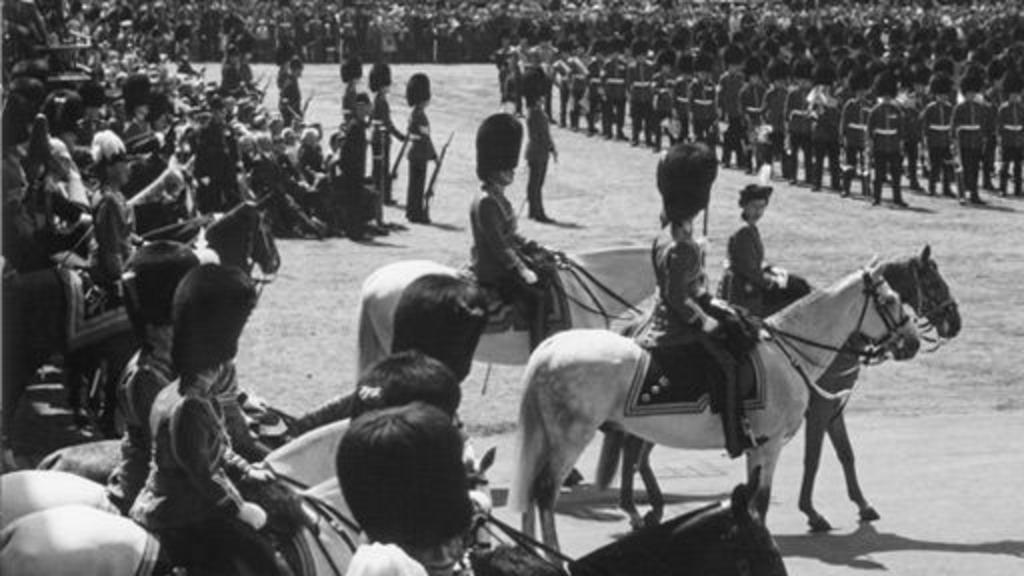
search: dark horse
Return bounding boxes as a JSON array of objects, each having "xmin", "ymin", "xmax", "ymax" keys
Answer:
[
  {"xmin": 3, "ymin": 201, "xmax": 280, "ymax": 458},
  {"xmin": 471, "ymin": 474, "xmax": 787, "ymax": 576},
  {"xmin": 599, "ymin": 246, "xmax": 961, "ymax": 531}
]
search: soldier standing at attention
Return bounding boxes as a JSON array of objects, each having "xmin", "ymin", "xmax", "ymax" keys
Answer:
[
  {"xmin": 718, "ymin": 43, "xmax": 747, "ymax": 169},
  {"xmin": 652, "ymin": 49, "xmax": 678, "ymax": 152},
  {"xmin": 867, "ymin": 71, "xmax": 907, "ymax": 207},
  {"xmin": 921, "ymin": 72, "xmax": 956, "ymax": 197},
  {"xmin": 689, "ymin": 51, "xmax": 718, "ymax": 149},
  {"xmin": 369, "ymin": 62, "xmax": 405, "ymax": 207},
  {"xmin": 627, "ymin": 39, "xmax": 654, "ymax": 148},
  {"xmin": 996, "ymin": 67, "xmax": 1024, "ymax": 197},
  {"xmin": 405, "ymin": 73, "xmax": 436, "ymax": 224},
  {"xmin": 952, "ymin": 66, "xmax": 989, "ymax": 205},
  {"xmin": 603, "ymin": 39, "xmax": 629, "ymax": 141},
  {"xmin": 762, "ymin": 59, "xmax": 790, "ymax": 178},
  {"xmin": 840, "ymin": 68, "xmax": 871, "ymax": 197},
  {"xmin": 899, "ymin": 65, "xmax": 927, "ymax": 193},
  {"xmin": 739, "ymin": 56, "xmax": 767, "ymax": 174},
  {"xmin": 341, "ymin": 55, "xmax": 364, "ymax": 123},
  {"xmin": 586, "ymin": 40, "xmax": 606, "ymax": 137},
  {"xmin": 784, "ymin": 58, "xmax": 814, "ymax": 186},
  {"xmin": 808, "ymin": 63, "xmax": 842, "ymax": 192},
  {"xmin": 523, "ymin": 68, "xmax": 557, "ymax": 223}
]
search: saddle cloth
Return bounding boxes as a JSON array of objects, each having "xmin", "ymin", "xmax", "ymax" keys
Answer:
[
  {"xmin": 58, "ymin": 268, "xmax": 131, "ymax": 352},
  {"xmin": 625, "ymin": 344, "xmax": 765, "ymax": 417},
  {"xmin": 461, "ymin": 269, "xmax": 571, "ymax": 335}
]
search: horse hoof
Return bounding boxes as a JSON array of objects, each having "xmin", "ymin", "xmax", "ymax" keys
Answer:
[
  {"xmin": 860, "ymin": 506, "xmax": 880, "ymax": 523},
  {"xmin": 808, "ymin": 515, "xmax": 833, "ymax": 533},
  {"xmin": 563, "ymin": 468, "xmax": 584, "ymax": 488}
]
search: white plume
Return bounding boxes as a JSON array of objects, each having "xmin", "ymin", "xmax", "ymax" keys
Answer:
[{"xmin": 91, "ymin": 130, "xmax": 126, "ymax": 164}]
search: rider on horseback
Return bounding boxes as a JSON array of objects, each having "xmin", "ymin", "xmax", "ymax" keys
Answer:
[
  {"xmin": 470, "ymin": 113, "xmax": 553, "ymax": 348},
  {"xmin": 130, "ymin": 265, "xmax": 285, "ymax": 576},
  {"xmin": 633, "ymin": 142, "xmax": 757, "ymax": 458}
]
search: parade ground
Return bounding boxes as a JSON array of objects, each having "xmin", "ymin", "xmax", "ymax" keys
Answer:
[{"xmin": 222, "ymin": 63, "xmax": 1024, "ymax": 574}]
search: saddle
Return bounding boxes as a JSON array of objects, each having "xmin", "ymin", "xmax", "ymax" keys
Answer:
[
  {"xmin": 57, "ymin": 267, "xmax": 132, "ymax": 352},
  {"xmin": 460, "ymin": 257, "xmax": 571, "ymax": 337}
]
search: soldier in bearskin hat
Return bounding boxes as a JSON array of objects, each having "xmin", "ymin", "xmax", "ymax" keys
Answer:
[
  {"xmin": 762, "ymin": 58, "xmax": 790, "ymax": 178},
  {"xmin": 338, "ymin": 403, "xmax": 473, "ymax": 573},
  {"xmin": 997, "ymin": 67, "xmax": 1024, "ymax": 196},
  {"xmin": 689, "ymin": 50, "xmax": 718, "ymax": 148},
  {"xmin": 632, "ymin": 142, "xmax": 755, "ymax": 459},
  {"xmin": 867, "ymin": 70, "xmax": 907, "ymax": 207},
  {"xmin": 131, "ymin": 264, "xmax": 286, "ymax": 576},
  {"xmin": 523, "ymin": 68, "xmax": 557, "ymax": 223},
  {"xmin": 369, "ymin": 62, "xmax": 406, "ymax": 207},
  {"xmin": 952, "ymin": 65, "xmax": 989, "ymax": 205},
  {"xmin": 106, "ymin": 241, "xmax": 204, "ymax": 515},
  {"xmin": 278, "ymin": 55, "xmax": 304, "ymax": 127},
  {"xmin": 585, "ymin": 39, "xmax": 606, "ymax": 136},
  {"xmin": 740, "ymin": 56, "xmax": 768, "ymax": 174},
  {"xmin": 627, "ymin": 39, "xmax": 655, "ymax": 148},
  {"xmin": 719, "ymin": 43, "xmax": 748, "ymax": 169},
  {"xmin": 652, "ymin": 49, "xmax": 677, "ymax": 151},
  {"xmin": 602, "ymin": 38, "xmax": 629, "ymax": 141},
  {"xmin": 785, "ymin": 58, "xmax": 815, "ymax": 185},
  {"xmin": 840, "ymin": 67, "xmax": 872, "ymax": 197},
  {"xmin": 922, "ymin": 72, "xmax": 957, "ymax": 197},
  {"xmin": 470, "ymin": 113, "xmax": 551, "ymax": 349},
  {"xmin": 808, "ymin": 62, "xmax": 842, "ymax": 192},
  {"xmin": 405, "ymin": 72, "xmax": 436, "ymax": 224}
]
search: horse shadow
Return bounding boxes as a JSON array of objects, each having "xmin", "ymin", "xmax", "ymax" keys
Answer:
[
  {"xmin": 774, "ymin": 522, "xmax": 1024, "ymax": 570},
  {"xmin": 540, "ymin": 219, "xmax": 585, "ymax": 230},
  {"xmin": 349, "ymin": 237, "xmax": 407, "ymax": 248}
]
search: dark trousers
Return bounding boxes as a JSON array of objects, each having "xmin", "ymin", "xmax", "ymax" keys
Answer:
[
  {"xmin": 406, "ymin": 160, "xmax": 428, "ymax": 222},
  {"xmin": 927, "ymin": 147, "xmax": 955, "ymax": 195},
  {"xmin": 983, "ymin": 137, "xmax": 997, "ymax": 188},
  {"xmin": 570, "ymin": 88, "xmax": 585, "ymax": 130},
  {"xmin": 586, "ymin": 94, "xmax": 602, "ymax": 134},
  {"xmin": 843, "ymin": 145, "xmax": 867, "ymax": 196},
  {"xmin": 527, "ymin": 156, "xmax": 549, "ymax": 219},
  {"xmin": 371, "ymin": 136, "xmax": 393, "ymax": 205},
  {"xmin": 904, "ymin": 139, "xmax": 922, "ymax": 188},
  {"xmin": 959, "ymin": 148, "xmax": 983, "ymax": 201},
  {"xmin": 811, "ymin": 139, "xmax": 841, "ymax": 190},
  {"xmin": 692, "ymin": 120, "xmax": 716, "ymax": 148},
  {"xmin": 651, "ymin": 111, "xmax": 668, "ymax": 150},
  {"xmin": 722, "ymin": 116, "xmax": 747, "ymax": 168},
  {"xmin": 872, "ymin": 151, "xmax": 904, "ymax": 203},
  {"xmin": 559, "ymin": 84, "xmax": 570, "ymax": 127},
  {"xmin": 158, "ymin": 515, "xmax": 282, "ymax": 576},
  {"xmin": 630, "ymin": 100, "xmax": 652, "ymax": 145},
  {"xmin": 545, "ymin": 80, "xmax": 554, "ymax": 120},
  {"xmin": 765, "ymin": 130, "xmax": 785, "ymax": 173},
  {"xmin": 674, "ymin": 105, "xmax": 690, "ymax": 143},
  {"xmin": 603, "ymin": 97, "xmax": 626, "ymax": 138},
  {"xmin": 788, "ymin": 132, "xmax": 812, "ymax": 184},
  {"xmin": 1000, "ymin": 146, "xmax": 1023, "ymax": 195}
]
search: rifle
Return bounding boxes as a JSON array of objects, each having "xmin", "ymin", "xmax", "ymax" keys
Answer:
[
  {"xmin": 301, "ymin": 91, "xmax": 315, "ymax": 120},
  {"xmin": 390, "ymin": 137, "xmax": 409, "ymax": 181},
  {"xmin": 425, "ymin": 132, "xmax": 455, "ymax": 211}
]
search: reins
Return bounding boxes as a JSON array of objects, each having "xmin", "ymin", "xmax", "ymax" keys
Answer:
[
  {"xmin": 549, "ymin": 251, "xmax": 645, "ymax": 325},
  {"xmin": 473, "ymin": 512, "xmax": 576, "ymax": 565}
]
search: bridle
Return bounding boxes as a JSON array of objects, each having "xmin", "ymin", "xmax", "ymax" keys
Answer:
[
  {"xmin": 765, "ymin": 271, "xmax": 913, "ymax": 401},
  {"xmin": 906, "ymin": 258, "xmax": 957, "ymax": 351}
]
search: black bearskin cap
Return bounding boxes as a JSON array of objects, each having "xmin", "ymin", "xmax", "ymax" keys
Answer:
[
  {"xmin": 677, "ymin": 52, "xmax": 695, "ymax": 74},
  {"xmin": 337, "ymin": 403, "xmax": 473, "ymax": 550},
  {"xmin": 767, "ymin": 59, "xmax": 790, "ymax": 82},
  {"xmin": 123, "ymin": 73, "xmax": 152, "ymax": 115},
  {"xmin": 658, "ymin": 142, "xmax": 718, "ymax": 225},
  {"xmin": 849, "ymin": 67, "xmax": 871, "ymax": 92},
  {"xmin": 656, "ymin": 50, "xmax": 676, "ymax": 70},
  {"xmin": 79, "ymin": 80, "xmax": 107, "ymax": 108},
  {"xmin": 792, "ymin": 58, "xmax": 814, "ymax": 80},
  {"xmin": 929, "ymin": 73, "xmax": 953, "ymax": 96},
  {"xmin": 476, "ymin": 113, "xmax": 523, "ymax": 181},
  {"xmin": 694, "ymin": 51, "xmax": 714, "ymax": 73},
  {"xmin": 631, "ymin": 39, "xmax": 648, "ymax": 57},
  {"xmin": 960, "ymin": 65, "xmax": 985, "ymax": 94},
  {"xmin": 368, "ymin": 62, "xmax": 392, "ymax": 92},
  {"xmin": 341, "ymin": 55, "xmax": 363, "ymax": 83},
  {"xmin": 873, "ymin": 70, "xmax": 898, "ymax": 98},
  {"xmin": 813, "ymin": 63, "xmax": 836, "ymax": 86},
  {"xmin": 406, "ymin": 73, "xmax": 431, "ymax": 106},
  {"xmin": 1003, "ymin": 67, "xmax": 1023, "ymax": 94},
  {"xmin": 125, "ymin": 242, "xmax": 200, "ymax": 329},
  {"xmin": 744, "ymin": 56, "xmax": 763, "ymax": 77},
  {"xmin": 521, "ymin": 67, "xmax": 548, "ymax": 105},
  {"xmin": 171, "ymin": 264, "xmax": 257, "ymax": 375},
  {"xmin": 724, "ymin": 43, "xmax": 745, "ymax": 66}
]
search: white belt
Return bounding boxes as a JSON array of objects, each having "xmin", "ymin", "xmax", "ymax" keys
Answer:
[
  {"xmin": 746, "ymin": 106, "xmax": 763, "ymax": 114},
  {"xmin": 875, "ymin": 129, "xmax": 898, "ymax": 136},
  {"xmin": 693, "ymin": 99, "xmax": 713, "ymax": 106},
  {"xmin": 928, "ymin": 125, "xmax": 951, "ymax": 131},
  {"xmin": 632, "ymin": 82, "xmax": 651, "ymax": 88},
  {"xmin": 606, "ymin": 79, "xmax": 626, "ymax": 85},
  {"xmin": 1004, "ymin": 125, "xmax": 1023, "ymax": 131},
  {"xmin": 959, "ymin": 125, "xmax": 981, "ymax": 131},
  {"xmin": 848, "ymin": 123, "xmax": 867, "ymax": 131}
]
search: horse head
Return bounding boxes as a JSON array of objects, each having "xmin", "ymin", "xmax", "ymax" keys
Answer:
[
  {"xmin": 859, "ymin": 263, "xmax": 921, "ymax": 361},
  {"xmin": 880, "ymin": 245, "xmax": 961, "ymax": 344},
  {"xmin": 204, "ymin": 200, "xmax": 280, "ymax": 279}
]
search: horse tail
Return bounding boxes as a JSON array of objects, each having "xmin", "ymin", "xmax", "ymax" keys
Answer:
[
  {"xmin": 595, "ymin": 427, "xmax": 625, "ymax": 490},
  {"xmin": 508, "ymin": 365, "xmax": 556, "ymax": 515},
  {"xmin": 355, "ymin": 289, "xmax": 388, "ymax": 381}
]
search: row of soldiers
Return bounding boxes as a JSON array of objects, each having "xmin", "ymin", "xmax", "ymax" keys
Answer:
[{"xmin": 499, "ymin": 36, "xmax": 1024, "ymax": 205}]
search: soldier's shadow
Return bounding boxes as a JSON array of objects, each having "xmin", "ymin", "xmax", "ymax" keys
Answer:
[{"xmin": 774, "ymin": 522, "xmax": 1024, "ymax": 570}]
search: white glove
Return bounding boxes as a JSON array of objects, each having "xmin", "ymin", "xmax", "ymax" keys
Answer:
[
  {"xmin": 238, "ymin": 501, "xmax": 267, "ymax": 530},
  {"xmin": 702, "ymin": 315, "xmax": 720, "ymax": 334},
  {"xmin": 520, "ymin": 268, "xmax": 539, "ymax": 286}
]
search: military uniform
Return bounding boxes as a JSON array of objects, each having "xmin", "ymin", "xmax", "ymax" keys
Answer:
[
  {"xmin": 921, "ymin": 97, "xmax": 955, "ymax": 196},
  {"xmin": 627, "ymin": 55, "xmax": 655, "ymax": 146},
  {"xmin": 810, "ymin": 90, "xmax": 842, "ymax": 191},
  {"xmin": 92, "ymin": 187, "xmax": 135, "ymax": 288},
  {"xmin": 721, "ymin": 223, "xmax": 769, "ymax": 316},
  {"xmin": 634, "ymin": 227, "xmax": 707, "ymax": 349},
  {"xmin": 602, "ymin": 53, "xmax": 628, "ymax": 139},
  {"xmin": 784, "ymin": 85, "xmax": 813, "ymax": 183},
  {"xmin": 952, "ymin": 95, "xmax": 990, "ymax": 203},
  {"xmin": 689, "ymin": 77, "xmax": 717, "ymax": 146},
  {"xmin": 405, "ymin": 104, "xmax": 436, "ymax": 223},
  {"xmin": 867, "ymin": 98, "xmax": 906, "ymax": 205},
  {"xmin": 277, "ymin": 66, "xmax": 302, "ymax": 126},
  {"xmin": 371, "ymin": 91, "xmax": 404, "ymax": 205},
  {"xmin": 718, "ymin": 68, "xmax": 746, "ymax": 168},
  {"xmin": 762, "ymin": 83, "xmax": 788, "ymax": 174},
  {"xmin": 996, "ymin": 97, "xmax": 1024, "ymax": 196},
  {"xmin": 740, "ymin": 80, "xmax": 767, "ymax": 172},
  {"xmin": 840, "ymin": 96, "xmax": 870, "ymax": 196}
]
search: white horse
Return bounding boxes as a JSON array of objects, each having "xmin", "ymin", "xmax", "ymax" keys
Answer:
[
  {"xmin": 508, "ymin": 263, "xmax": 921, "ymax": 551},
  {"xmin": 355, "ymin": 247, "xmax": 656, "ymax": 374}
]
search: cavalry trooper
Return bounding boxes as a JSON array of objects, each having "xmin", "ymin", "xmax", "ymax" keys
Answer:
[
  {"xmin": 952, "ymin": 65, "xmax": 990, "ymax": 205},
  {"xmin": 867, "ymin": 71, "xmax": 907, "ymax": 207},
  {"xmin": 106, "ymin": 242, "xmax": 203, "ymax": 515},
  {"xmin": 996, "ymin": 67, "xmax": 1024, "ymax": 196},
  {"xmin": 627, "ymin": 39, "xmax": 655, "ymax": 148},
  {"xmin": 632, "ymin": 142, "xmax": 756, "ymax": 459},
  {"xmin": 921, "ymin": 72, "xmax": 956, "ymax": 197},
  {"xmin": 369, "ymin": 62, "xmax": 406, "ymax": 207},
  {"xmin": 602, "ymin": 39, "xmax": 629, "ymax": 141},
  {"xmin": 739, "ymin": 55, "xmax": 768, "ymax": 174}
]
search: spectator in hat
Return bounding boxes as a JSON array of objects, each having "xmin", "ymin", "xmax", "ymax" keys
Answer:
[
  {"xmin": 338, "ymin": 403, "xmax": 474, "ymax": 576},
  {"xmin": 719, "ymin": 184, "xmax": 784, "ymax": 317}
]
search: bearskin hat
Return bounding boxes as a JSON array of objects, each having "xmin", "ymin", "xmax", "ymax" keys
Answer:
[
  {"xmin": 767, "ymin": 59, "xmax": 790, "ymax": 82},
  {"xmin": 932, "ymin": 56, "xmax": 955, "ymax": 77},
  {"xmin": 337, "ymin": 403, "xmax": 473, "ymax": 550},
  {"xmin": 476, "ymin": 113, "xmax": 523, "ymax": 181},
  {"xmin": 350, "ymin": 352, "xmax": 461, "ymax": 419},
  {"xmin": 849, "ymin": 67, "xmax": 871, "ymax": 92},
  {"xmin": 677, "ymin": 52, "xmax": 695, "ymax": 74},
  {"xmin": 873, "ymin": 70, "xmax": 898, "ymax": 98},
  {"xmin": 124, "ymin": 242, "xmax": 200, "ymax": 330},
  {"xmin": 656, "ymin": 50, "xmax": 676, "ymax": 70},
  {"xmin": 123, "ymin": 73, "xmax": 152, "ymax": 116},
  {"xmin": 631, "ymin": 39, "xmax": 648, "ymax": 58},
  {"xmin": 406, "ymin": 73, "xmax": 431, "ymax": 107},
  {"xmin": 3, "ymin": 93, "xmax": 35, "ymax": 146},
  {"xmin": 171, "ymin": 264, "xmax": 257, "ymax": 375},
  {"xmin": 960, "ymin": 65, "xmax": 986, "ymax": 94},
  {"xmin": 590, "ymin": 38, "xmax": 606, "ymax": 56},
  {"xmin": 813, "ymin": 62, "xmax": 836, "ymax": 86},
  {"xmin": 792, "ymin": 58, "xmax": 814, "ymax": 81},
  {"xmin": 694, "ymin": 51, "xmax": 714, "ymax": 73},
  {"xmin": 341, "ymin": 55, "xmax": 363, "ymax": 83},
  {"xmin": 739, "ymin": 184, "xmax": 773, "ymax": 207},
  {"xmin": 928, "ymin": 72, "xmax": 953, "ymax": 96},
  {"xmin": 521, "ymin": 67, "xmax": 548, "ymax": 106},
  {"xmin": 743, "ymin": 56, "xmax": 763, "ymax": 78},
  {"xmin": 42, "ymin": 89, "xmax": 85, "ymax": 137},
  {"xmin": 369, "ymin": 62, "xmax": 392, "ymax": 92},
  {"xmin": 657, "ymin": 142, "xmax": 718, "ymax": 225},
  {"xmin": 724, "ymin": 43, "xmax": 745, "ymax": 66},
  {"xmin": 1004, "ymin": 68, "xmax": 1024, "ymax": 95},
  {"xmin": 79, "ymin": 80, "xmax": 107, "ymax": 109}
]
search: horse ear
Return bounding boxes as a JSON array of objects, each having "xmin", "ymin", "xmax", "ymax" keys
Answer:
[
  {"xmin": 479, "ymin": 446, "xmax": 497, "ymax": 475},
  {"xmin": 921, "ymin": 245, "xmax": 931, "ymax": 263},
  {"xmin": 867, "ymin": 255, "xmax": 881, "ymax": 271}
]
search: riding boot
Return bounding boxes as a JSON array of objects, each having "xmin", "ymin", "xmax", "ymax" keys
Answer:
[
  {"xmin": 528, "ymin": 291, "xmax": 547, "ymax": 350},
  {"xmin": 721, "ymin": 364, "xmax": 751, "ymax": 459}
]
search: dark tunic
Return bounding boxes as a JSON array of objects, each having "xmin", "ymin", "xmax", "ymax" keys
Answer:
[
  {"xmin": 722, "ymin": 223, "xmax": 769, "ymax": 316},
  {"xmin": 92, "ymin": 188, "xmax": 135, "ymax": 286},
  {"xmin": 469, "ymin": 190, "xmax": 529, "ymax": 286},
  {"xmin": 634, "ymin": 227, "xmax": 707, "ymax": 349}
]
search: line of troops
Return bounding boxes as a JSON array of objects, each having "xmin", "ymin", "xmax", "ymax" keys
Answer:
[{"xmin": 498, "ymin": 37, "xmax": 1024, "ymax": 206}]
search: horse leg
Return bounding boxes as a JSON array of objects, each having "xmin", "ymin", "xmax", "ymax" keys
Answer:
[
  {"xmin": 619, "ymin": 434, "xmax": 644, "ymax": 530},
  {"xmin": 522, "ymin": 505, "xmax": 537, "ymax": 540},
  {"xmin": 636, "ymin": 441, "xmax": 664, "ymax": 527},
  {"xmin": 827, "ymin": 412, "xmax": 879, "ymax": 522},
  {"xmin": 746, "ymin": 438, "xmax": 784, "ymax": 521},
  {"xmin": 538, "ymin": 504, "xmax": 562, "ymax": 563},
  {"xmin": 798, "ymin": 400, "xmax": 834, "ymax": 532}
]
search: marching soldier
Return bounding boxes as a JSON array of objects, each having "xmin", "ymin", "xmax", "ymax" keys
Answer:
[
  {"xmin": 840, "ymin": 68, "xmax": 871, "ymax": 197},
  {"xmin": 718, "ymin": 43, "xmax": 747, "ymax": 169},
  {"xmin": 405, "ymin": 73, "xmax": 436, "ymax": 224},
  {"xmin": 689, "ymin": 51, "xmax": 718, "ymax": 148},
  {"xmin": 627, "ymin": 39, "xmax": 655, "ymax": 147},
  {"xmin": 602, "ymin": 39, "xmax": 629, "ymax": 141},
  {"xmin": 762, "ymin": 59, "xmax": 790, "ymax": 178},
  {"xmin": 809, "ymin": 63, "xmax": 842, "ymax": 192},
  {"xmin": 921, "ymin": 72, "xmax": 956, "ymax": 197},
  {"xmin": 784, "ymin": 58, "xmax": 814, "ymax": 185},
  {"xmin": 369, "ymin": 62, "xmax": 406, "ymax": 207},
  {"xmin": 997, "ymin": 67, "xmax": 1024, "ymax": 197},
  {"xmin": 952, "ymin": 66, "xmax": 990, "ymax": 205},
  {"xmin": 739, "ymin": 56, "xmax": 768, "ymax": 174},
  {"xmin": 867, "ymin": 71, "xmax": 907, "ymax": 207}
]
